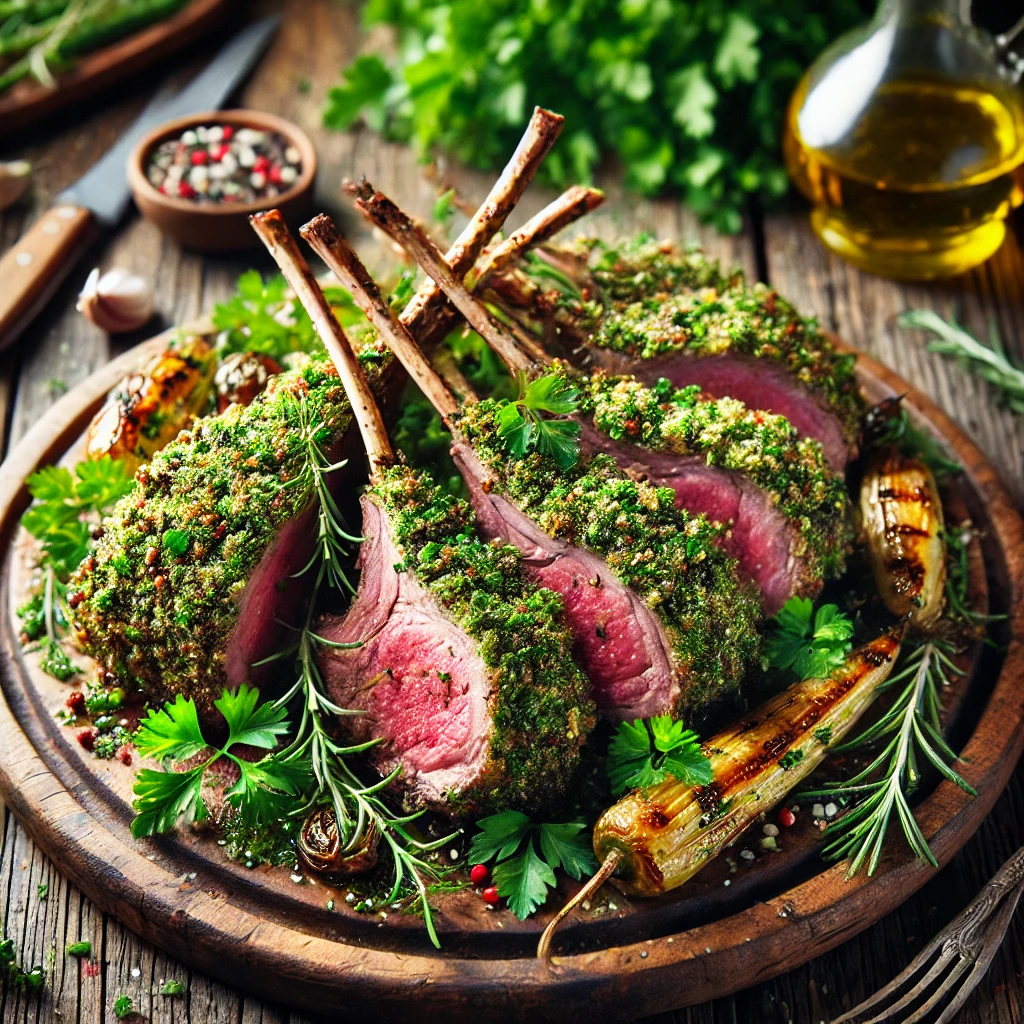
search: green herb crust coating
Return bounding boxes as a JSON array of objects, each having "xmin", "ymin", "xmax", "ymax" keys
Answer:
[
  {"xmin": 361, "ymin": 465, "xmax": 596, "ymax": 814},
  {"xmin": 543, "ymin": 238, "xmax": 864, "ymax": 443},
  {"xmin": 578, "ymin": 369, "xmax": 852, "ymax": 585},
  {"xmin": 68, "ymin": 355, "xmax": 362, "ymax": 714},
  {"xmin": 453, "ymin": 400, "xmax": 765, "ymax": 718}
]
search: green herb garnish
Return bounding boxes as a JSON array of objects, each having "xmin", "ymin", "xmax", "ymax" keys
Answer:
[
  {"xmin": 803, "ymin": 642, "xmax": 976, "ymax": 876},
  {"xmin": 469, "ymin": 812, "xmax": 598, "ymax": 920},
  {"xmin": 0, "ymin": 935, "xmax": 43, "ymax": 991},
  {"xmin": 113, "ymin": 995, "xmax": 133, "ymax": 1019},
  {"xmin": 899, "ymin": 310, "xmax": 1024, "ymax": 416},
  {"xmin": 495, "ymin": 372, "xmax": 581, "ymax": 470},
  {"xmin": 161, "ymin": 979, "xmax": 186, "ymax": 996},
  {"xmin": 19, "ymin": 456, "xmax": 135, "ymax": 678},
  {"xmin": 212, "ymin": 270, "xmax": 362, "ymax": 361},
  {"xmin": 130, "ymin": 685, "xmax": 305, "ymax": 837},
  {"xmin": 65, "ymin": 941, "xmax": 91, "ymax": 957},
  {"xmin": 607, "ymin": 716, "xmax": 712, "ymax": 796},
  {"xmin": 323, "ymin": 0, "xmax": 866, "ymax": 232},
  {"xmin": 765, "ymin": 597, "xmax": 854, "ymax": 680}
]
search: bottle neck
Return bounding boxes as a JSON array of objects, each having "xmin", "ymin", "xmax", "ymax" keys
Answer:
[{"xmin": 877, "ymin": 0, "xmax": 968, "ymax": 24}]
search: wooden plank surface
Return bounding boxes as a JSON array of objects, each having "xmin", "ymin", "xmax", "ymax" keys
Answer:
[{"xmin": 0, "ymin": 0, "xmax": 1021, "ymax": 1021}]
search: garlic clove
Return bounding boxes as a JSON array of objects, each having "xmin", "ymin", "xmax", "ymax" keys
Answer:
[
  {"xmin": 76, "ymin": 267, "xmax": 154, "ymax": 334},
  {"xmin": 0, "ymin": 160, "xmax": 31, "ymax": 211}
]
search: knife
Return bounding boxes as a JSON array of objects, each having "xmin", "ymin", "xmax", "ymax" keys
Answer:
[{"xmin": 0, "ymin": 15, "xmax": 280, "ymax": 352}]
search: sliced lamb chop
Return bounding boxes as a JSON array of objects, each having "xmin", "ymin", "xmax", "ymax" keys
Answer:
[
  {"xmin": 254, "ymin": 211, "xmax": 594, "ymax": 814},
  {"xmin": 488, "ymin": 238, "xmax": 864, "ymax": 472},
  {"xmin": 301, "ymin": 213, "xmax": 763, "ymax": 725},
  {"xmin": 342, "ymin": 187, "xmax": 850, "ymax": 616}
]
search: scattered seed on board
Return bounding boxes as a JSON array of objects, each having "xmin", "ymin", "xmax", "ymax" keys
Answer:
[
  {"xmin": 763, "ymin": 823, "xmax": 779, "ymax": 837},
  {"xmin": 740, "ymin": 848, "xmax": 755, "ymax": 862},
  {"xmin": 812, "ymin": 803, "xmax": 826, "ymax": 819},
  {"xmin": 825, "ymin": 802, "xmax": 838, "ymax": 818}
]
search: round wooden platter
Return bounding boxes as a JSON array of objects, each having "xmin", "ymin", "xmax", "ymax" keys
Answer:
[{"xmin": 0, "ymin": 329, "xmax": 1020, "ymax": 1023}]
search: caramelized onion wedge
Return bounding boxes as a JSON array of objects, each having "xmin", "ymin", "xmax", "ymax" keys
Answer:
[
  {"xmin": 860, "ymin": 446, "xmax": 946, "ymax": 627},
  {"xmin": 85, "ymin": 335, "xmax": 216, "ymax": 474},
  {"xmin": 591, "ymin": 630, "xmax": 902, "ymax": 899}
]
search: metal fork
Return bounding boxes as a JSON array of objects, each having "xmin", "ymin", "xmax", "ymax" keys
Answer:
[{"xmin": 832, "ymin": 843, "xmax": 1024, "ymax": 1024}]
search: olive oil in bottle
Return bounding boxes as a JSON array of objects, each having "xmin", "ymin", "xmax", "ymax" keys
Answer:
[{"xmin": 783, "ymin": 0, "xmax": 1024, "ymax": 280}]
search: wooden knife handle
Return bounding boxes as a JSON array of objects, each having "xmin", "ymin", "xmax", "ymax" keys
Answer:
[{"xmin": 0, "ymin": 205, "xmax": 97, "ymax": 352}]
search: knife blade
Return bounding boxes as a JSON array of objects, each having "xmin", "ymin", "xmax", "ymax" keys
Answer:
[{"xmin": 0, "ymin": 15, "xmax": 280, "ymax": 352}]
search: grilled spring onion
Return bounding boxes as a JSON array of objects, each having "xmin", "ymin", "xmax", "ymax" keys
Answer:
[
  {"xmin": 860, "ymin": 446, "xmax": 946, "ymax": 628},
  {"xmin": 537, "ymin": 631, "xmax": 902, "ymax": 957}
]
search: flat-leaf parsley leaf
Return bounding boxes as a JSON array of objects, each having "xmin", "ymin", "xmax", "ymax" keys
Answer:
[
  {"xmin": 468, "ymin": 813, "xmax": 598, "ymax": 920},
  {"xmin": 496, "ymin": 372, "xmax": 581, "ymax": 470},
  {"xmin": 607, "ymin": 716, "xmax": 712, "ymax": 796},
  {"xmin": 765, "ymin": 597, "xmax": 854, "ymax": 680}
]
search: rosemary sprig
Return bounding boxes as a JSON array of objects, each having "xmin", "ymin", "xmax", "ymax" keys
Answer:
[
  {"xmin": 260, "ymin": 392, "xmax": 455, "ymax": 945},
  {"xmin": 899, "ymin": 310, "xmax": 1024, "ymax": 415},
  {"xmin": 803, "ymin": 642, "xmax": 976, "ymax": 877}
]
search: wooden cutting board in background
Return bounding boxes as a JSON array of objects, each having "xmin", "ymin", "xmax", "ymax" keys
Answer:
[{"xmin": 0, "ymin": 0, "xmax": 230, "ymax": 138}]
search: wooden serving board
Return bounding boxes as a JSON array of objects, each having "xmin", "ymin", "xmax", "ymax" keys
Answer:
[
  {"xmin": 0, "ymin": 332, "xmax": 1020, "ymax": 1022},
  {"xmin": 0, "ymin": 0, "xmax": 230, "ymax": 138}
]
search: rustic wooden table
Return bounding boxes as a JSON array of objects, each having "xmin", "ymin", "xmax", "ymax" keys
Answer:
[{"xmin": 0, "ymin": 2, "xmax": 1022, "ymax": 1021}]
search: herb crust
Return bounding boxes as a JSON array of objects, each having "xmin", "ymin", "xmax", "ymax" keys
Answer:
[
  {"xmin": 538, "ymin": 238, "xmax": 864, "ymax": 442},
  {"xmin": 578, "ymin": 369, "xmax": 851, "ymax": 585},
  {"xmin": 69, "ymin": 356, "xmax": 358, "ymax": 713},
  {"xmin": 368, "ymin": 465, "xmax": 596, "ymax": 813},
  {"xmin": 455, "ymin": 400, "xmax": 765, "ymax": 718}
]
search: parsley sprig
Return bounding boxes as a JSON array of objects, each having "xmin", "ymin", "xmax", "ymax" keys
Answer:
[
  {"xmin": 495, "ymin": 372, "xmax": 581, "ymax": 470},
  {"xmin": 19, "ymin": 457, "xmax": 135, "ymax": 679},
  {"xmin": 764, "ymin": 597, "xmax": 854, "ymax": 680},
  {"xmin": 802, "ymin": 642, "xmax": 975, "ymax": 876},
  {"xmin": 607, "ymin": 716, "xmax": 713, "ymax": 796},
  {"xmin": 131, "ymin": 685, "xmax": 306, "ymax": 837},
  {"xmin": 469, "ymin": 812, "xmax": 598, "ymax": 920}
]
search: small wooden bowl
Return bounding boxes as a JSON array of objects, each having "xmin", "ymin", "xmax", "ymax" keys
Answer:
[{"xmin": 128, "ymin": 109, "xmax": 316, "ymax": 252}]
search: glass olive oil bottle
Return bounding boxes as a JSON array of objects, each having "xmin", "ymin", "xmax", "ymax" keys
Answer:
[{"xmin": 784, "ymin": 0, "xmax": 1024, "ymax": 280}]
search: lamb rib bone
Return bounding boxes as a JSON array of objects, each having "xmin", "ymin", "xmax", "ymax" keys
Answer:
[
  {"xmin": 250, "ymin": 210, "xmax": 393, "ymax": 470},
  {"xmin": 254, "ymin": 209, "xmax": 595, "ymax": 813},
  {"xmin": 303, "ymin": 212, "xmax": 763, "ymax": 723},
  {"xmin": 397, "ymin": 105, "xmax": 564, "ymax": 350}
]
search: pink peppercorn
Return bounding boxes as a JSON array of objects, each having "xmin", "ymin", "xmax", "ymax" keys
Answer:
[
  {"xmin": 65, "ymin": 691, "xmax": 86, "ymax": 715},
  {"xmin": 254, "ymin": 154, "xmax": 270, "ymax": 173},
  {"xmin": 482, "ymin": 886, "xmax": 499, "ymax": 906},
  {"xmin": 190, "ymin": 150, "xmax": 208, "ymax": 166},
  {"xmin": 76, "ymin": 728, "xmax": 98, "ymax": 752},
  {"xmin": 221, "ymin": 125, "xmax": 234, "ymax": 140},
  {"xmin": 117, "ymin": 745, "xmax": 133, "ymax": 767},
  {"xmin": 469, "ymin": 864, "xmax": 489, "ymax": 886},
  {"xmin": 268, "ymin": 164, "xmax": 282, "ymax": 185},
  {"xmin": 211, "ymin": 143, "xmax": 230, "ymax": 161},
  {"xmin": 779, "ymin": 807, "xmax": 796, "ymax": 828},
  {"xmin": 179, "ymin": 182, "xmax": 197, "ymax": 199}
]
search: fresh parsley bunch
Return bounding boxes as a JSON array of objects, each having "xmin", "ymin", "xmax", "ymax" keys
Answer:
[
  {"xmin": 324, "ymin": 0, "xmax": 868, "ymax": 232},
  {"xmin": 495, "ymin": 372, "xmax": 581, "ymax": 469},
  {"xmin": 607, "ymin": 716, "xmax": 712, "ymax": 796},
  {"xmin": 468, "ymin": 811, "xmax": 598, "ymax": 920},
  {"xmin": 765, "ymin": 597, "xmax": 854, "ymax": 680},
  {"xmin": 19, "ymin": 456, "xmax": 135, "ymax": 679},
  {"xmin": 131, "ymin": 685, "xmax": 308, "ymax": 838}
]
